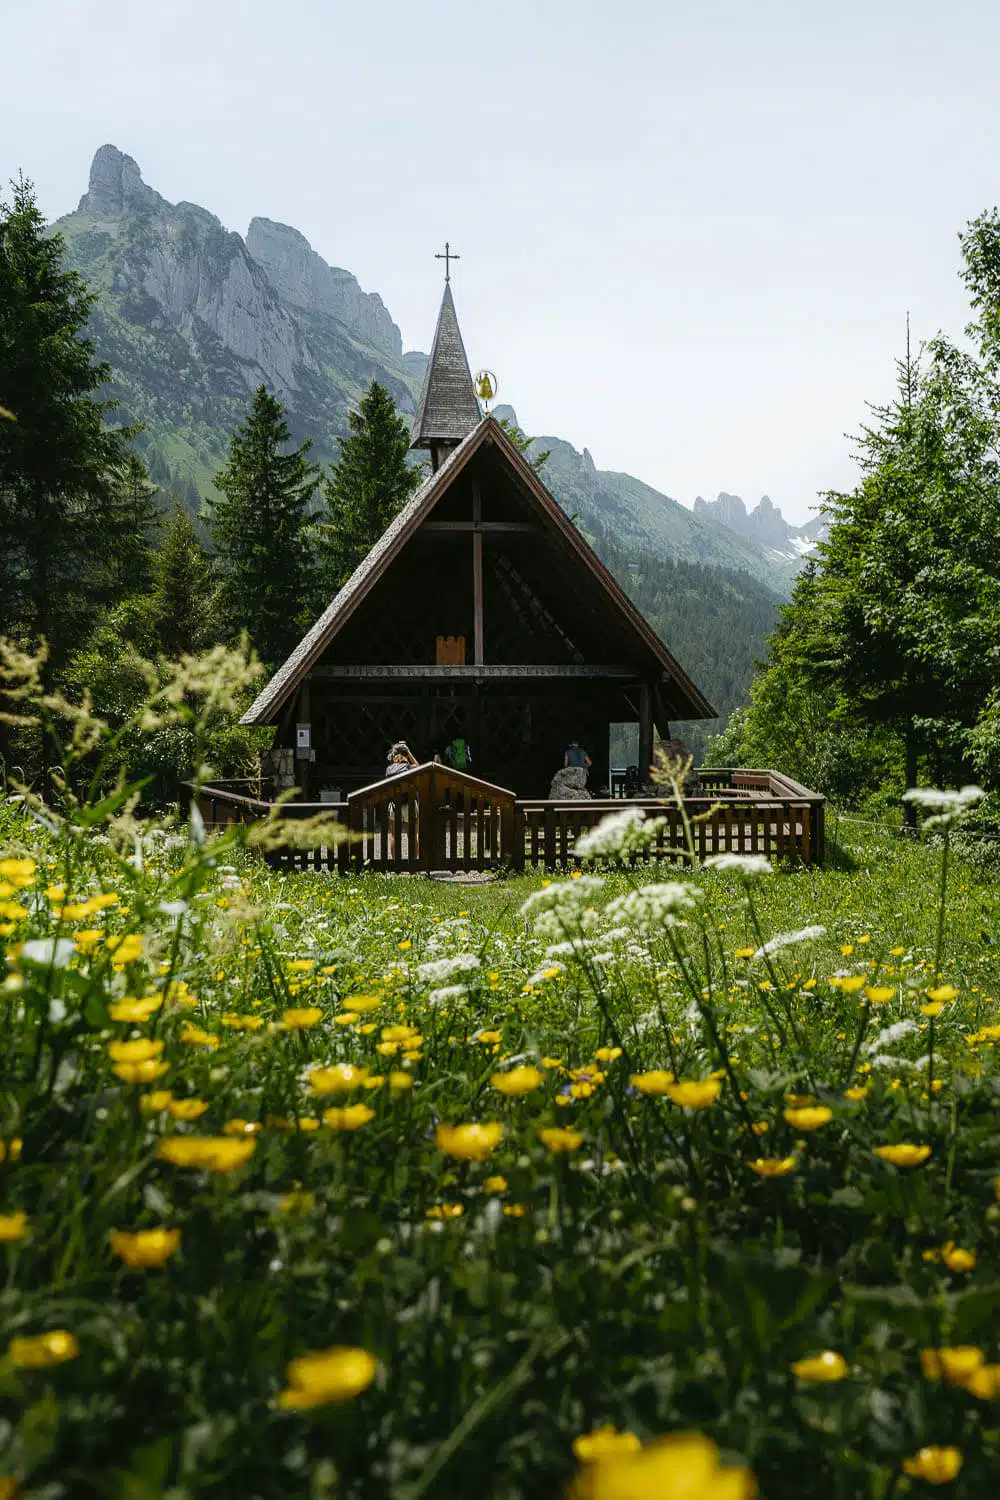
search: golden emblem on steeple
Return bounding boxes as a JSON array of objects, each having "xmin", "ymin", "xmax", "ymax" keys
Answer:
[{"xmin": 475, "ymin": 370, "xmax": 497, "ymax": 411}]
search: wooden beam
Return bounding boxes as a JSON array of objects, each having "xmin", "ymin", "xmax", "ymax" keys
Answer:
[
  {"xmin": 311, "ymin": 664, "xmax": 644, "ymax": 680},
  {"xmin": 638, "ymin": 681, "xmax": 654, "ymax": 786},
  {"xmin": 419, "ymin": 520, "xmax": 539, "ymax": 534},
  {"xmin": 472, "ymin": 483, "xmax": 484, "ymax": 665}
]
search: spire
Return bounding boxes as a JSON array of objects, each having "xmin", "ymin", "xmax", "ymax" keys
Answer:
[{"xmin": 411, "ymin": 282, "xmax": 481, "ymax": 468}]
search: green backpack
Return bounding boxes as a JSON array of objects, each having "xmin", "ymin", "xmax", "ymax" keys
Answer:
[{"xmin": 450, "ymin": 738, "xmax": 469, "ymax": 771}]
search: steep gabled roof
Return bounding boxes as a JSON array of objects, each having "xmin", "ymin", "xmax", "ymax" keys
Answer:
[
  {"xmin": 241, "ymin": 416, "xmax": 717, "ymax": 725},
  {"xmin": 410, "ymin": 284, "xmax": 481, "ymax": 448}
]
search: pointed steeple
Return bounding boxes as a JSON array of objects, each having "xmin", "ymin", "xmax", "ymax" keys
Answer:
[{"xmin": 411, "ymin": 282, "xmax": 481, "ymax": 469}]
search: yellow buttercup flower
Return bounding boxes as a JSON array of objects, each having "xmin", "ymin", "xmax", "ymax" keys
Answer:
[
  {"xmin": 902, "ymin": 1447, "xmax": 962, "ymax": 1484},
  {"xmin": 539, "ymin": 1127, "xmax": 584, "ymax": 1154},
  {"xmin": 389, "ymin": 1071, "xmax": 413, "ymax": 1092},
  {"xmin": 106, "ymin": 933, "xmax": 144, "ymax": 966},
  {"xmin": 108, "ymin": 1038, "xmax": 164, "ymax": 1063},
  {"xmin": 665, "ymin": 1078, "xmax": 722, "ymax": 1109},
  {"xmin": 783, "ymin": 1106, "xmax": 832, "ymax": 1131},
  {"xmin": 109, "ymin": 1227, "xmax": 181, "ymax": 1267},
  {"xmin": 281, "ymin": 1007, "xmax": 323, "ymax": 1030},
  {"xmin": 791, "ymin": 1351, "xmax": 848, "ymax": 1382},
  {"xmin": 346, "ymin": 995, "xmax": 381, "ymax": 1012},
  {"xmin": 114, "ymin": 1059, "xmax": 170, "ymax": 1084},
  {"xmin": 943, "ymin": 1245, "xmax": 976, "ymax": 1272},
  {"xmin": 7, "ymin": 1329, "xmax": 79, "ymax": 1368},
  {"xmin": 157, "ymin": 1136, "xmax": 256, "ymax": 1173},
  {"xmin": 308, "ymin": 1064, "xmax": 370, "ymax": 1094},
  {"xmin": 223, "ymin": 1119, "xmax": 261, "ymax": 1136},
  {"xmin": 483, "ymin": 1175, "xmax": 508, "ymax": 1194},
  {"xmin": 140, "ymin": 1091, "xmax": 174, "ymax": 1113},
  {"xmin": 0, "ymin": 1474, "xmax": 17, "ymax": 1498},
  {"xmin": 178, "ymin": 1023, "xmax": 219, "ymax": 1048},
  {"xmin": 594, "ymin": 1047, "xmax": 622, "ymax": 1062},
  {"xmin": 0, "ymin": 1139, "xmax": 22, "ymax": 1164},
  {"xmin": 567, "ymin": 1431, "xmax": 755, "ymax": 1500},
  {"xmin": 323, "ymin": 1105, "xmax": 376, "ymax": 1131},
  {"xmin": 748, "ymin": 1156, "xmax": 797, "ymax": 1178},
  {"xmin": 426, "ymin": 1203, "xmax": 464, "ymax": 1219},
  {"xmin": 0, "ymin": 858, "xmax": 35, "ymax": 885},
  {"xmin": 864, "ymin": 986, "xmax": 895, "ymax": 1004},
  {"xmin": 0, "ymin": 1212, "xmax": 28, "ymax": 1242},
  {"xmin": 109, "ymin": 995, "xmax": 163, "ymax": 1022},
  {"xmin": 287, "ymin": 959, "xmax": 316, "ymax": 972},
  {"xmin": 927, "ymin": 985, "xmax": 959, "ymax": 1003},
  {"xmin": 572, "ymin": 1425, "xmax": 642, "ymax": 1462},
  {"xmin": 843, "ymin": 1086, "xmax": 869, "ymax": 1101},
  {"xmin": 491, "ymin": 1066, "xmax": 543, "ymax": 1096},
  {"xmin": 964, "ymin": 1363, "xmax": 1000, "ymax": 1399},
  {"xmin": 276, "ymin": 1346, "xmax": 376, "ymax": 1408},
  {"xmin": 435, "ymin": 1123, "xmax": 504, "ymax": 1160},
  {"xmin": 873, "ymin": 1143, "xmax": 932, "ymax": 1168},
  {"xmin": 630, "ymin": 1070, "xmax": 675, "ymax": 1095},
  {"xmin": 166, "ymin": 1098, "xmax": 209, "ymax": 1122},
  {"xmin": 920, "ymin": 1347, "xmax": 983, "ymax": 1384}
]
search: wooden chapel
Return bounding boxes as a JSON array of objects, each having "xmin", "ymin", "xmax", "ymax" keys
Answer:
[{"xmin": 241, "ymin": 277, "xmax": 716, "ymax": 798}]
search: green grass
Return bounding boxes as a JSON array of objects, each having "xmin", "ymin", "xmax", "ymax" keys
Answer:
[{"xmin": 2, "ymin": 798, "xmax": 1000, "ymax": 1500}]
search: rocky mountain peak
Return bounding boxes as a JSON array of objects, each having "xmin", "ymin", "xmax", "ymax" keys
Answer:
[
  {"xmin": 79, "ymin": 145, "xmax": 163, "ymax": 218},
  {"xmin": 246, "ymin": 217, "xmax": 402, "ymax": 360}
]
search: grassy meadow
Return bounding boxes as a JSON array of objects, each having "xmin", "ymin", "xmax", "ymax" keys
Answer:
[{"xmin": 2, "ymin": 788, "xmax": 1000, "ymax": 1499}]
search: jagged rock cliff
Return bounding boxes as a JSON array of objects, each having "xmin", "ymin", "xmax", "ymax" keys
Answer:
[
  {"xmin": 694, "ymin": 490, "xmax": 825, "ymax": 564},
  {"xmin": 56, "ymin": 145, "xmax": 422, "ymax": 498}
]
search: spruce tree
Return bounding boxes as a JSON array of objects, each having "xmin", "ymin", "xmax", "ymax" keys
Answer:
[
  {"xmin": 0, "ymin": 175, "xmax": 134, "ymax": 665},
  {"xmin": 319, "ymin": 381, "xmax": 423, "ymax": 592},
  {"xmin": 209, "ymin": 385, "xmax": 319, "ymax": 668},
  {"xmin": 152, "ymin": 506, "xmax": 215, "ymax": 656},
  {"xmin": 111, "ymin": 453, "xmax": 161, "ymax": 597}
]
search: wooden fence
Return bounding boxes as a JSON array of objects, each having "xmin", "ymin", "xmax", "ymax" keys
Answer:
[{"xmin": 187, "ymin": 765, "xmax": 825, "ymax": 873}]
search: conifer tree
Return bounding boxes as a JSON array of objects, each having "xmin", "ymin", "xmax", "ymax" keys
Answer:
[
  {"xmin": 111, "ymin": 454, "xmax": 161, "ymax": 598},
  {"xmin": 319, "ymin": 381, "xmax": 423, "ymax": 592},
  {"xmin": 0, "ymin": 175, "xmax": 134, "ymax": 665},
  {"xmin": 152, "ymin": 506, "xmax": 215, "ymax": 656},
  {"xmin": 209, "ymin": 385, "xmax": 319, "ymax": 668}
]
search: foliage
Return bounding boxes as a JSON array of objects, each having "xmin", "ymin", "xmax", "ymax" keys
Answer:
[
  {"xmin": 209, "ymin": 386, "xmax": 320, "ymax": 669},
  {"xmin": 594, "ymin": 542, "xmax": 780, "ymax": 761},
  {"xmin": 151, "ymin": 506, "xmax": 216, "ymax": 659},
  {"xmin": 0, "ymin": 176, "xmax": 136, "ymax": 670},
  {"xmin": 318, "ymin": 381, "xmax": 423, "ymax": 594},
  {"xmin": 496, "ymin": 415, "xmax": 551, "ymax": 471},
  {"xmin": 4, "ymin": 685, "xmax": 1000, "ymax": 1494},
  {"xmin": 110, "ymin": 454, "xmax": 162, "ymax": 599}
]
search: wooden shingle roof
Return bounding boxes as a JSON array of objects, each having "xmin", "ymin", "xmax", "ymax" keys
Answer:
[
  {"xmin": 410, "ymin": 284, "xmax": 481, "ymax": 448},
  {"xmin": 241, "ymin": 418, "xmax": 717, "ymax": 726}
]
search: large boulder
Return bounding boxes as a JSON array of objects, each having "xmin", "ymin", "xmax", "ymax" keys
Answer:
[{"xmin": 549, "ymin": 765, "xmax": 591, "ymax": 800}]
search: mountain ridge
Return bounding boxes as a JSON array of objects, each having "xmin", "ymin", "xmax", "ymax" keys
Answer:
[{"xmin": 55, "ymin": 145, "xmax": 803, "ymax": 595}]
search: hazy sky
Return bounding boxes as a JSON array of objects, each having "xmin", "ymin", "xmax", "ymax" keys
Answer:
[{"xmin": 3, "ymin": 0, "xmax": 997, "ymax": 522}]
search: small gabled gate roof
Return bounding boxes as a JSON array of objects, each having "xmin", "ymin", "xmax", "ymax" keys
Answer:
[{"xmin": 242, "ymin": 416, "xmax": 717, "ymax": 725}]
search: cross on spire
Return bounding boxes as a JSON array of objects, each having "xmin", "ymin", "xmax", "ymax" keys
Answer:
[{"xmin": 435, "ymin": 241, "xmax": 460, "ymax": 283}]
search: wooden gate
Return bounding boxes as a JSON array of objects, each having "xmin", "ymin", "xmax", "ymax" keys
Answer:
[{"xmin": 346, "ymin": 764, "xmax": 516, "ymax": 873}]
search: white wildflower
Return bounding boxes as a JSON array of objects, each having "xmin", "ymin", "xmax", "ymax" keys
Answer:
[
  {"xmin": 903, "ymin": 784, "xmax": 985, "ymax": 830},
  {"xmin": 417, "ymin": 953, "xmax": 481, "ymax": 983},
  {"xmin": 753, "ymin": 925, "xmax": 826, "ymax": 958},
  {"xmin": 428, "ymin": 984, "xmax": 470, "ymax": 1006},
  {"xmin": 18, "ymin": 937, "xmax": 76, "ymax": 969},
  {"xmin": 574, "ymin": 807, "xmax": 666, "ymax": 860},
  {"xmin": 704, "ymin": 853, "xmax": 773, "ymax": 877},
  {"xmin": 520, "ymin": 876, "xmax": 605, "ymax": 918},
  {"xmin": 870, "ymin": 1018, "xmax": 919, "ymax": 1051},
  {"xmin": 605, "ymin": 882, "xmax": 702, "ymax": 933},
  {"xmin": 544, "ymin": 939, "xmax": 592, "ymax": 959}
]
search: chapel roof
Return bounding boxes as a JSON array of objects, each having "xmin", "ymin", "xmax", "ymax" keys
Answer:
[
  {"xmin": 241, "ymin": 417, "xmax": 717, "ymax": 726},
  {"xmin": 410, "ymin": 283, "xmax": 481, "ymax": 448}
]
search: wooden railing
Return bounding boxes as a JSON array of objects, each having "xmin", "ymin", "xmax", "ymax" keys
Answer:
[
  {"xmin": 188, "ymin": 765, "xmax": 825, "ymax": 872},
  {"xmin": 347, "ymin": 764, "xmax": 516, "ymax": 873}
]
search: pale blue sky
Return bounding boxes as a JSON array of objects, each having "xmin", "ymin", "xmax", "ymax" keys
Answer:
[{"xmin": 3, "ymin": 0, "xmax": 998, "ymax": 522}]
